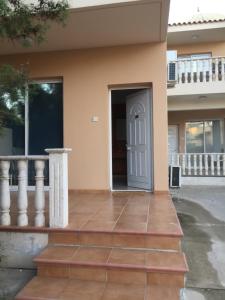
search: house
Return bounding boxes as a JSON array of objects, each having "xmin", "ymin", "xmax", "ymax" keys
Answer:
[
  {"xmin": 167, "ymin": 13, "xmax": 225, "ymax": 186},
  {"xmin": 0, "ymin": 1, "xmax": 188, "ymax": 299}
]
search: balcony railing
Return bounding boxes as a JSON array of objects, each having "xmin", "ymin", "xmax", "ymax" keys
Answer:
[
  {"xmin": 0, "ymin": 148, "xmax": 71, "ymax": 228},
  {"xmin": 169, "ymin": 153, "xmax": 225, "ymax": 177},
  {"xmin": 168, "ymin": 56, "xmax": 225, "ymax": 85}
]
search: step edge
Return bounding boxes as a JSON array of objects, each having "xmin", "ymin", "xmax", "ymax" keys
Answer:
[
  {"xmin": 0, "ymin": 226, "xmax": 183, "ymax": 237},
  {"xmin": 34, "ymin": 258, "xmax": 188, "ymax": 273}
]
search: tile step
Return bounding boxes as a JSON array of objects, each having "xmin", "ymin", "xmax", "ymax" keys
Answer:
[
  {"xmin": 34, "ymin": 245, "xmax": 188, "ymax": 286},
  {"xmin": 48, "ymin": 230, "xmax": 182, "ymax": 251},
  {"xmin": 16, "ymin": 276, "xmax": 181, "ymax": 300}
]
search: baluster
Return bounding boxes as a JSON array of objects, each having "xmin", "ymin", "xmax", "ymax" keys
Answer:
[
  {"xmin": 199, "ymin": 154, "xmax": 203, "ymax": 176},
  {"xmin": 221, "ymin": 58, "xmax": 225, "ymax": 81},
  {"xmin": 177, "ymin": 61, "xmax": 181, "ymax": 84},
  {"xmin": 187, "ymin": 154, "xmax": 191, "ymax": 175},
  {"xmin": 193, "ymin": 154, "xmax": 197, "ymax": 175},
  {"xmin": 171, "ymin": 153, "xmax": 175, "ymax": 165},
  {"xmin": 34, "ymin": 160, "xmax": 45, "ymax": 227},
  {"xmin": 0, "ymin": 161, "xmax": 11, "ymax": 225},
  {"xmin": 217, "ymin": 154, "xmax": 221, "ymax": 176},
  {"xmin": 17, "ymin": 160, "xmax": 28, "ymax": 226},
  {"xmin": 209, "ymin": 58, "xmax": 212, "ymax": 82},
  {"xmin": 202, "ymin": 60, "xmax": 206, "ymax": 82},
  {"xmin": 211, "ymin": 154, "xmax": 214, "ymax": 176},
  {"xmin": 223, "ymin": 154, "xmax": 225, "ymax": 176},
  {"xmin": 182, "ymin": 154, "xmax": 186, "ymax": 175},
  {"xmin": 196, "ymin": 60, "xmax": 200, "ymax": 82},
  {"xmin": 190, "ymin": 59, "xmax": 193, "ymax": 83},
  {"xmin": 215, "ymin": 58, "xmax": 219, "ymax": 81},
  {"xmin": 204, "ymin": 154, "xmax": 208, "ymax": 176},
  {"xmin": 184, "ymin": 60, "xmax": 188, "ymax": 83}
]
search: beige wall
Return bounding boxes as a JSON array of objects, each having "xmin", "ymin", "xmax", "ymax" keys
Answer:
[
  {"xmin": 168, "ymin": 109, "xmax": 225, "ymax": 152},
  {"xmin": 0, "ymin": 43, "xmax": 168, "ymax": 192},
  {"xmin": 168, "ymin": 41, "xmax": 225, "ymax": 56}
]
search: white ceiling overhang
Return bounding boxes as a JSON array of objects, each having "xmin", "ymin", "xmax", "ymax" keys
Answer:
[
  {"xmin": 168, "ymin": 21, "xmax": 225, "ymax": 46},
  {"xmin": 0, "ymin": 0, "xmax": 170, "ymax": 55},
  {"xmin": 168, "ymin": 93, "xmax": 225, "ymax": 111}
]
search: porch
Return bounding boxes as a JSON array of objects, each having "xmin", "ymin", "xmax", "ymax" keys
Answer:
[{"xmin": 0, "ymin": 177, "xmax": 188, "ymax": 299}]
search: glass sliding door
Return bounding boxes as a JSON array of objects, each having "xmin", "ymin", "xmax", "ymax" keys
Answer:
[
  {"xmin": 28, "ymin": 82, "xmax": 63, "ymax": 155},
  {"xmin": 0, "ymin": 80, "xmax": 63, "ymax": 186},
  {"xmin": 186, "ymin": 120, "xmax": 224, "ymax": 153},
  {"xmin": 186, "ymin": 122, "xmax": 204, "ymax": 153},
  {"xmin": 28, "ymin": 81, "xmax": 63, "ymax": 185}
]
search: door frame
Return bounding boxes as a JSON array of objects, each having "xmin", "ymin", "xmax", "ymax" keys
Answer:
[{"xmin": 108, "ymin": 85, "xmax": 153, "ymax": 192}]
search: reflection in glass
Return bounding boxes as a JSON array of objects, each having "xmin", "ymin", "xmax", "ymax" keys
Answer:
[
  {"xmin": 186, "ymin": 122, "xmax": 204, "ymax": 153},
  {"xmin": 0, "ymin": 90, "xmax": 25, "ymax": 155},
  {"xmin": 28, "ymin": 82, "xmax": 63, "ymax": 155},
  {"xmin": 186, "ymin": 120, "xmax": 224, "ymax": 153}
]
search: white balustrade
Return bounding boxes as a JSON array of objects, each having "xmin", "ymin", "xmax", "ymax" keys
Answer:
[
  {"xmin": 0, "ymin": 161, "xmax": 11, "ymax": 225},
  {"xmin": 193, "ymin": 154, "xmax": 197, "ymax": 176},
  {"xmin": 169, "ymin": 153, "xmax": 225, "ymax": 178},
  {"xmin": 34, "ymin": 160, "xmax": 45, "ymax": 227},
  {"xmin": 217, "ymin": 154, "xmax": 221, "ymax": 176},
  {"xmin": 0, "ymin": 148, "xmax": 71, "ymax": 228},
  {"xmin": 199, "ymin": 154, "xmax": 203, "ymax": 176},
  {"xmin": 182, "ymin": 154, "xmax": 186, "ymax": 175},
  {"xmin": 168, "ymin": 56, "xmax": 225, "ymax": 85},
  {"xmin": 45, "ymin": 148, "xmax": 71, "ymax": 228},
  {"xmin": 187, "ymin": 154, "xmax": 191, "ymax": 175},
  {"xmin": 210, "ymin": 154, "xmax": 214, "ymax": 176}
]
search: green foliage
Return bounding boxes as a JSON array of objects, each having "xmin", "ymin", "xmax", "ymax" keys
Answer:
[
  {"xmin": 0, "ymin": 0, "xmax": 69, "ymax": 131},
  {"xmin": 0, "ymin": 64, "xmax": 28, "ymax": 129},
  {"xmin": 0, "ymin": 0, "xmax": 69, "ymax": 46}
]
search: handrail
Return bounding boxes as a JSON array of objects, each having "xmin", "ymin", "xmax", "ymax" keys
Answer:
[
  {"xmin": 0, "ymin": 155, "xmax": 49, "ymax": 160},
  {"xmin": 169, "ymin": 56, "xmax": 225, "ymax": 63}
]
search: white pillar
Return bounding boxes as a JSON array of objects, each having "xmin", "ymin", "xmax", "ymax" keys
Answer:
[
  {"xmin": 0, "ymin": 161, "xmax": 11, "ymax": 225},
  {"xmin": 45, "ymin": 148, "xmax": 71, "ymax": 228},
  {"xmin": 17, "ymin": 159, "xmax": 28, "ymax": 226},
  {"xmin": 34, "ymin": 160, "xmax": 45, "ymax": 227}
]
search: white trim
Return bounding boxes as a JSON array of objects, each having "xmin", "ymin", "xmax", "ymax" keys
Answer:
[
  {"xmin": 109, "ymin": 85, "xmax": 150, "ymax": 91},
  {"xmin": 181, "ymin": 176, "xmax": 225, "ymax": 186},
  {"xmin": 30, "ymin": 79, "xmax": 63, "ymax": 84},
  {"xmin": 112, "ymin": 189, "xmax": 151, "ymax": 192},
  {"xmin": 9, "ymin": 186, "xmax": 50, "ymax": 191},
  {"xmin": 108, "ymin": 89, "xmax": 113, "ymax": 191},
  {"xmin": 25, "ymin": 85, "xmax": 29, "ymax": 156}
]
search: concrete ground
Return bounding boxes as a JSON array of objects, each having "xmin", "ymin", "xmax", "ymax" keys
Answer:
[{"xmin": 171, "ymin": 186, "xmax": 225, "ymax": 300}]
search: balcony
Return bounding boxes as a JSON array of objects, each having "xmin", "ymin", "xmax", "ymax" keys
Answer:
[{"xmin": 167, "ymin": 56, "xmax": 225, "ymax": 111}]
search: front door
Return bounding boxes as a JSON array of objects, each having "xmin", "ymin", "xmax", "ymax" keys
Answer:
[{"xmin": 126, "ymin": 89, "xmax": 151, "ymax": 190}]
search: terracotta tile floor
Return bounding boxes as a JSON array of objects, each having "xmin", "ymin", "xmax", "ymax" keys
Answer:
[
  {"xmin": 5, "ymin": 191, "xmax": 182, "ymax": 236},
  {"xmin": 35, "ymin": 245, "xmax": 187, "ymax": 272},
  {"xmin": 16, "ymin": 276, "xmax": 180, "ymax": 300}
]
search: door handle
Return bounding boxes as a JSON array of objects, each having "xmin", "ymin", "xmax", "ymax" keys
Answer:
[{"xmin": 126, "ymin": 145, "xmax": 131, "ymax": 151}]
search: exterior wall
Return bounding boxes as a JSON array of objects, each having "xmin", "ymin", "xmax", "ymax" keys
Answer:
[
  {"xmin": 0, "ymin": 43, "xmax": 168, "ymax": 192},
  {"xmin": 168, "ymin": 109, "xmax": 225, "ymax": 152},
  {"xmin": 168, "ymin": 41, "xmax": 225, "ymax": 56}
]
